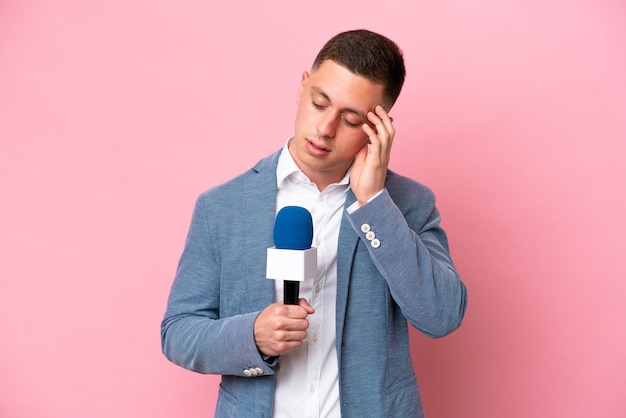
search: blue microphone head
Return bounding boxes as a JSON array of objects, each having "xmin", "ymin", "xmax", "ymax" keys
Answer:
[{"xmin": 273, "ymin": 206, "xmax": 313, "ymax": 250}]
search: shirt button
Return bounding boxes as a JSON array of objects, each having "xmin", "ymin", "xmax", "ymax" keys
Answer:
[
  {"xmin": 361, "ymin": 223, "xmax": 371, "ymax": 233},
  {"xmin": 312, "ymin": 335, "xmax": 318, "ymax": 343},
  {"xmin": 309, "ymin": 385, "xmax": 316, "ymax": 393},
  {"xmin": 365, "ymin": 231, "xmax": 376, "ymax": 241},
  {"xmin": 371, "ymin": 238, "xmax": 381, "ymax": 248}
]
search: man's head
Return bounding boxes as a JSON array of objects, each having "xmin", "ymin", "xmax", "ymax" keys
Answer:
[
  {"xmin": 311, "ymin": 29, "xmax": 406, "ymax": 109},
  {"xmin": 290, "ymin": 30, "xmax": 405, "ymax": 190}
]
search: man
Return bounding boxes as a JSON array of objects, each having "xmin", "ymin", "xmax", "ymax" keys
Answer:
[{"xmin": 161, "ymin": 29, "xmax": 467, "ymax": 418}]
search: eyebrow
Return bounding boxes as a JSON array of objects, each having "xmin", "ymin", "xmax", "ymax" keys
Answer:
[{"xmin": 311, "ymin": 87, "xmax": 368, "ymax": 121}]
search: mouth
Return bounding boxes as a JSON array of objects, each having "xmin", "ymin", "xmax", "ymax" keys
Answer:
[{"xmin": 306, "ymin": 139, "xmax": 331, "ymax": 156}]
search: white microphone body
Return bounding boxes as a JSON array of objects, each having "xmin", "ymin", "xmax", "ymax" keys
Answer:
[{"xmin": 266, "ymin": 247, "xmax": 318, "ymax": 282}]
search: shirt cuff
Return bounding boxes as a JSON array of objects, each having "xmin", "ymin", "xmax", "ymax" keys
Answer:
[{"xmin": 346, "ymin": 189, "xmax": 385, "ymax": 214}]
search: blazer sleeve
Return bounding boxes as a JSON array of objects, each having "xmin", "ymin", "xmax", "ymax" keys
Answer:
[
  {"xmin": 345, "ymin": 184, "xmax": 467, "ymax": 338},
  {"xmin": 160, "ymin": 194, "xmax": 276, "ymax": 376}
]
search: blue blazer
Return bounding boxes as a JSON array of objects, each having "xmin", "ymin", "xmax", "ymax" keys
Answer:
[{"xmin": 161, "ymin": 150, "xmax": 467, "ymax": 418}]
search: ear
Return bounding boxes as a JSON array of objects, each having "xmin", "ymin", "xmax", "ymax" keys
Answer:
[{"xmin": 296, "ymin": 71, "xmax": 310, "ymax": 105}]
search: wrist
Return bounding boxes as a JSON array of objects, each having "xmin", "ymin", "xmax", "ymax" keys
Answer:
[{"xmin": 358, "ymin": 188, "xmax": 385, "ymax": 206}]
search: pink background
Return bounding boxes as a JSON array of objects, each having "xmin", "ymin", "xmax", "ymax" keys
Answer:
[{"xmin": 1, "ymin": 1, "xmax": 625, "ymax": 417}]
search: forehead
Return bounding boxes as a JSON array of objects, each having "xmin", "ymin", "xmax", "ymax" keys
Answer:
[{"xmin": 306, "ymin": 60, "xmax": 385, "ymax": 111}]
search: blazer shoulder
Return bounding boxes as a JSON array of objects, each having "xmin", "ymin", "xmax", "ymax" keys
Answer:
[
  {"xmin": 192, "ymin": 149, "xmax": 281, "ymax": 224},
  {"xmin": 197, "ymin": 149, "xmax": 281, "ymax": 200}
]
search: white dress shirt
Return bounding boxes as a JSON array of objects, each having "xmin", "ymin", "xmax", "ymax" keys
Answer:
[{"xmin": 272, "ymin": 139, "xmax": 349, "ymax": 418}]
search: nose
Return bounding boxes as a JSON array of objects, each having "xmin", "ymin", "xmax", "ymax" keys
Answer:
[{"xmin": 316, "ymin": 109, "xmax": 338, "ymax": 138}]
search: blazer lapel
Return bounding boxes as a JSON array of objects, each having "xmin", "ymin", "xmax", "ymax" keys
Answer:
[{"xmin": 335, "ymin": 189, "xmax": 359, "ymax": 355}]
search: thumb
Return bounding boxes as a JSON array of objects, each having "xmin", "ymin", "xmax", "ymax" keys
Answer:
[{"xmin": 298, "ymin": 298, "xmax": 315, "ymax": 314}]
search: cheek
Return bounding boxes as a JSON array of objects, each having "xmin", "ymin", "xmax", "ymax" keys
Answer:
[
  {"xmin": 341, "ymin": 131, "xmax": 369, "ymax": 153},
  {"xmin": 294, "ymin": 105, "xmax": 311, "ymax": 132},
  {"xmin": 352, "ymin": 129, "xmax": 370, "ymax": 147},
  {"xmin": 295, "ymin": 103, "xmax": 317, "ymax": 127}
]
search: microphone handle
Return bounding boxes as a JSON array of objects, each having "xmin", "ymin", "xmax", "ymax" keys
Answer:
[{"xmin": 284, "ymin": 280, "xmax": 299, "ymax": 305}]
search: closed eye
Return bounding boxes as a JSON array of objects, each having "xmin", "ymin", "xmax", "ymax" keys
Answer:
[
  {"xmin": 312, "ymin": 97, "xmax": 363, "ymax": 128},
  {"xmin": 342, "ymin": 116, "xmax": 361, "ymax": 127}
]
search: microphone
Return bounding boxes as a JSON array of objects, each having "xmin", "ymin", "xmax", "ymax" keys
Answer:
[{"xmin": 266, "ymin": 206, "xmax": 317, "ymax": 305}]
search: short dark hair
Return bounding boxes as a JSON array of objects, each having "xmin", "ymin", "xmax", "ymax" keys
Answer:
[{"xmin": 312, "ymin": 29, "xmax": 406, "ymax": 107}]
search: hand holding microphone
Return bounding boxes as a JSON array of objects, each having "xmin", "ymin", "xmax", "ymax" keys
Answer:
[{"xmin": 253, "ymin": 298, "xmax": 315, "ymax": 357}]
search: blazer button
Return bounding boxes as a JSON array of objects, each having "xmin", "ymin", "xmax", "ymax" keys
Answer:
[
  {"xmin": 243, "ymin": 369, "xmax": 252, "ymax": 377},
  {"xmin": 254, "ymin": 367, "xmax": 264, "ymax": 375},
  {"xmin": 371, "ymin": 238, "xmax": 381, "ymax": 248},
  {"xmin": 365, "ymin": 231, "xmax": 376, "ymax": 241},
  {"xmin": 361, "ymin": 223, "xmax": 371, "ymax": 233}
]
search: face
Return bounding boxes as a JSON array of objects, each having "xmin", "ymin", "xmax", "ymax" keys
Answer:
[{"xmin": 290, "ymin": 60, "xmax": 386, "ymax": 189}]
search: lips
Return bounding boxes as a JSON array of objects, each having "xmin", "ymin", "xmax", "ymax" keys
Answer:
[{"xmin": 306, "ymin": 139, "xmax": 330, "ymax": 156}]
